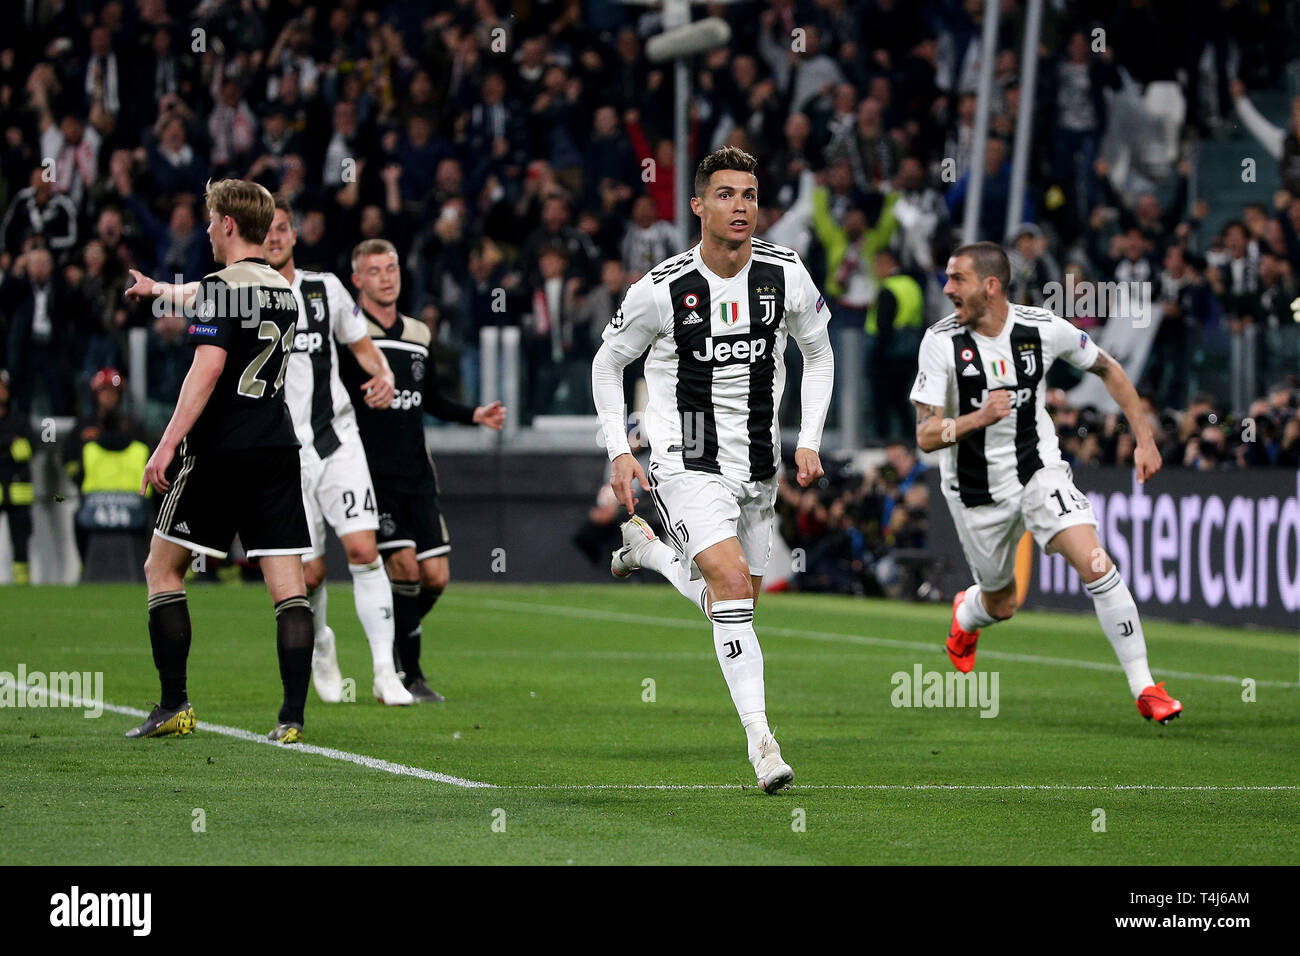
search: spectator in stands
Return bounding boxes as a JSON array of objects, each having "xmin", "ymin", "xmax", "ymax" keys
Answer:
[
  {"xmin": 620, "ymin": 195, "xmax": 675, "ymax": 283},
  {"xmin": 148, "ymin": 107, "xmax": 207, "ymax": 197},
  {"xmin": 1040, "ymin": 31, "xmax": 1119, "ymax": 231},
  {"xmin": 522, "ymin": 242, "xmax": 585, "ymax": 417},
  {"xmin": 519, "ymin": 194, "xmax": 598, "ymax": 288},
  {"xmin": 1006, "ymin": 223, "xmax": 1058, "ymax": 308},
  {"xmin": 1, "ymin": 247, "xmax": 80, "ymax": 415},
  {"xmin": 829, "ymin": 96, "xmax": 901, "ymax": 191},
  {"xmin": 1, "ymin": 168, "xmax": 78, "ymax": 260},
  {"xmin": 207, "ymin": 78, "xmax": 257, "ymax": 176}
]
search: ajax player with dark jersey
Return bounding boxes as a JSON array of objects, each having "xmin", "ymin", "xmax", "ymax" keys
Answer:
[
  {"xmin": 123, "ymin": 179, "xmax": 315, "ymax": 743},
  {"xmin": 911, "ymin": 242, "xmax": 1181, "ymax": 723},
  {"xmin": 337, "ymin": 240, "xmax": 505, "ymax": 701}
]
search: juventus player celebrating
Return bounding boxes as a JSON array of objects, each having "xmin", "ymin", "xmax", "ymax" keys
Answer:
[
  {"xmin": 124, "ymin": 179, "xmax": 315, "ymax": 743},
  {"xmin": 912, "ymin": 242, "xmax": 1181, "ymax": 723},
  {"xmin": 338, "ymin": 240, "xmax": 505, "ymax": 702},
  {"xmin": 592, "ymin": 147, "xmax": 835, "ymax": 793},
  {"xmin": 264, "ymin": 198, "xmax": 413, "ymax": 707}
]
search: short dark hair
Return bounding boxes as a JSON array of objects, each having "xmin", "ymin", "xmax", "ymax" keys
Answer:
[
  {"xmin": 694, "ymin": 146, "xmax": 758, "ymax": 197},
  {"xmin": 951, "ymin": 241, "xmax": 1011, "ymax": 292}
]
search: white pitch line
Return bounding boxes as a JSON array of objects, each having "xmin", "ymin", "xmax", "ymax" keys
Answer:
[
  {"xmin": 495, "ymin": 784, "xmax": 1300, "ymax": 792},
  {"xmin": 8, "ymin": 681, "xmax": 1297, "ymax": 795},
  {"xmin": 4, "ymin": 680, "xmax": 494, "ymax": 789},
  {"xmin": 465, "ymin": 598, "xmax": 1298, "ymax": 689}
]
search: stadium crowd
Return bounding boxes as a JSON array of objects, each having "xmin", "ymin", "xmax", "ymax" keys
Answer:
[{"xmin": 1, "ymin": 0, "xmax": 1299, "ymax": 591}]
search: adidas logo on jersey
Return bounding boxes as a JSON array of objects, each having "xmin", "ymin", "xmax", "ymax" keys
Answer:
[
  {"xmin": 683, "ymin": 311, "xmax": 703, "ymax": 325},
  {"xmin": 961, "ymin": 363, "xmax": 981, "ymax": 377},
  {"xmin": 175, "ymin": 522, "xmax": 190, "ymax": 534}
]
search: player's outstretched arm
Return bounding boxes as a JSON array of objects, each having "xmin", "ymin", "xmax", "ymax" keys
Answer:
[
  {"xmin": 142, "ymin": 345, "xmax": 226, "ymax": 494},
  {"xmin": 346, "ymin": 336, "xmax": 396, "ymax": 408},
  {"xmin": 914, "ymin": 395, "xmax": 1009, "ymax": 452},
  {"xmin": 1087, "ymin": 349, "xmax": 1162, "ymax": 484},
  {"xmin": 124, "ymin": 269, "xmax": 200, "ymax": 311}
]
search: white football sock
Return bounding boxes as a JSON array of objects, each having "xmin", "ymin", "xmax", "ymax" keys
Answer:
[
  {"xmin": 710, "ymin": 598, "xmax": 769, "ymax": 759},
  {"xmin": 307, "ymin": 582, "xmax": 328, "ymax": 635},
  {"xmin": 639, "ymin": 539, "xmax": 711, "ymax": 619},
  {"xmin": 956, "ymin": 584, "xmax": 997, "ymax": 631},
  {"xmin": 1086, "ymin": 566, "xmax": 1154, "ymax": 697},
  {"xmin": 350, "ymin": 559, "xmax": 397, "ymax": 678}
]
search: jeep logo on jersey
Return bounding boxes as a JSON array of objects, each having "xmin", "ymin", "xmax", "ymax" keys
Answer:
[
  {"xmin": 718, "ymin": 301, "xmax": 740, "ymax": 327},
  {"xmin": 972, "ymin": 386, "xmax": 1033, "ymax": 409},
  {"xmin": 293, "ymin": 330, "xmax": 325, "ymax": 353},
  {"xmin": 691, "ymin": 335, "xmax": 768, "ymax": 365}
]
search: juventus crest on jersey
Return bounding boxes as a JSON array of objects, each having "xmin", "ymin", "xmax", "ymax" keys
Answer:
[
  {"xmin": 602, "ymin": 238, "xmax": 831, "ymax": 482},
  {"xmin": 283, "ymin": 269, "xmax": 369, "ymax": 459},
  {"xmin": 910, "ymin": 303, "xmax": 1101, "ymax": 506}
]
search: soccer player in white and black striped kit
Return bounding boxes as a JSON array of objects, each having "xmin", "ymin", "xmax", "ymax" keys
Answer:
[
  {"xmin": 264, "ymin": 198, "xmax": 414, "ymax": 707},
  {"xmin": 912, "ymin": 242, "xmax": 1182, "ymax": 723},
  {"xmin": 593, "ymin": 147, "xmax": 835, "ymax": 792}
]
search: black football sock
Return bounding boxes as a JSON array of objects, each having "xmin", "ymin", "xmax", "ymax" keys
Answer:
[
  {"xmin": 391, "ymin": 580, "xmax": 422, "ymax": 682},
  {"xmin": 417, "ymin": 586, "xmax": 442, "ymax": 620},
  {"xmin": 147, "ymin": 591, "xmax": 191, "ymax": 710},
  {"xmin": 274, "ymin": 596, "xmax": 314, "ymax": 725}
]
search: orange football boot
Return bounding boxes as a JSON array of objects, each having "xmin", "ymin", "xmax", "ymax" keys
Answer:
[
  {"xmin": 947, "ymin": 591, "xmax": 980, "ymax": 673},
  {"xmin": 1136, "ymin": 682, "xmax": 1182, "ymax": 724}
]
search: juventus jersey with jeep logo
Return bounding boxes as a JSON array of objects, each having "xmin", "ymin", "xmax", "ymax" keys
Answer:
[
  {"xmin": 909, "ymin": 303, "xmax": 1100, "ymax": 507},
  {"xmin": 284, "ymin": 269, "xmax": 368, "ymax": 459},
  {"xmin": 602, "ymin": 238, "xmax": 831, "ymax": 482}
]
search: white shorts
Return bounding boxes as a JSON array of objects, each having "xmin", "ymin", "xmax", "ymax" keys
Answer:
[
  {"xmin": 947, "ymin": 465, "xmax": 1097, "ymax": 591},
  {"xmin": 645, "ymin": 460, "xmax": 777, "ymax": 578},
  {"xmin": 299, "ymin": 430, "xmax": 379, "ymax": 560}
]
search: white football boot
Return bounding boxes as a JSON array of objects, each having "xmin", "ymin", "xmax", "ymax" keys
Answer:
[
  {"xmin": 753, "ymin": 733, "xmax": 794, "ymax": 794},
  {"xmin": 311, "ymin": 626, "xmax": 344, "ymax": 703},
  {"xmin": 611, "ymin": 516, "xmax": 657, "ymax": 578},
  {"xmin": 373, "ymin": 669, "xmax": 415, "ymax": 706}
]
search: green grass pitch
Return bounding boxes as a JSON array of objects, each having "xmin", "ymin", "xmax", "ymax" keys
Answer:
[{"xmin": 1, "ymin": 582, "xmax": 1296, "ymax": 865}]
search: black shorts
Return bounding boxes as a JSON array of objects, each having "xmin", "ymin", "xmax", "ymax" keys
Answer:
[
  {"xmin": 154, "ymin": 445, "xmax": 311, "ymax": 559},
  {"xmin": 373, "ymin": 475, "xmax": 450, "ymax": 560}
]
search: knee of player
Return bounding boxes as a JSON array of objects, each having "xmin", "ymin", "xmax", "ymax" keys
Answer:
[
  {"xmin": 712, "ymin": 569, "xmax": 753, "ymax": 602},
  {"xmin": 421, "ymin": 564, "xmax": 449, "ymax": 592},
  {"xmin": 386, "ymin": 551, "xmax": 417, "ymax": 581},
  {"xmin": 302, "ymin": 561, "xmax": 326, "ymax": 592},
  {"xmin": 344, "ymin": 544, "xmax": 379, "ymax": 568},
  {"xmin": 986, "ymin": 594, "xmax": 1018, "ymax": 621}
]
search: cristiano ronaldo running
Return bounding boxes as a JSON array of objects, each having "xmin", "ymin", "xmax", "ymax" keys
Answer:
[
  {"xmin": 912, "ymin": 242, "xmax": 1181, "ymax": 723},
  {"xmin": 592, "ymin": 146, "xmax": 835, "ymax": 793},
  {"xmin": 124, "ymin": 179, "xmax": 315, "ymax": 743}
]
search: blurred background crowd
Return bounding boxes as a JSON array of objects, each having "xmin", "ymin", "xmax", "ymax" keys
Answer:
[{"xmin": 1, "ymin": 0, "xmax": 1300, "ymax": 591}]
